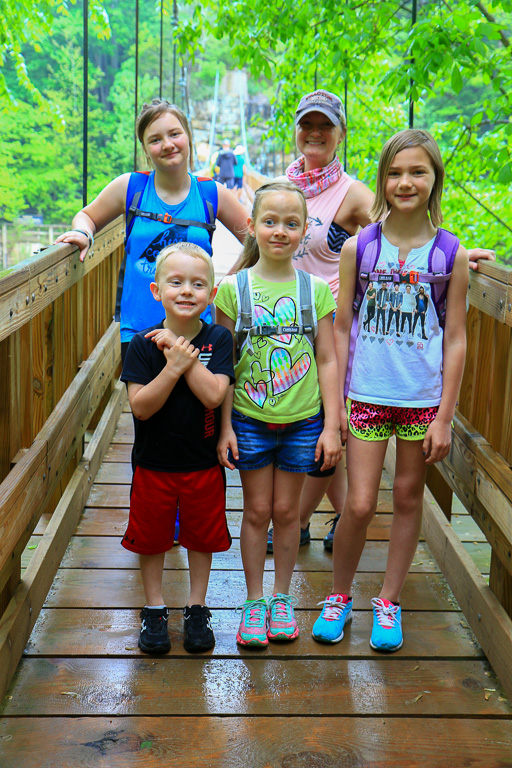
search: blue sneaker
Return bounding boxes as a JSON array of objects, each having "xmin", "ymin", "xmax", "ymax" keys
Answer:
[
  {"xmin": 323, "ymin": 514, "xmax": 340, "ymax": 551},
  {"xmin": 267, "ymin": 525, "xmax": 310, "ymax": 554},
  {"xmin": 370, "ymin": 597, "xmax": 403, "ymax": 652},
  {"xmin": 312, "ymin": 593, "xmax": 352, "ymax": 643}
]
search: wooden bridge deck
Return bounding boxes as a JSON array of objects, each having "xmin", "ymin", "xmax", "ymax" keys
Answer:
[{"xmin": 1, "ymin": 406, "xmax": 511, "ymax": 767}]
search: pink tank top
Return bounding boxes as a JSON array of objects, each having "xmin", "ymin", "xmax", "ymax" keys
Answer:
[{"xmin": 292, "ymin": 172, "xmax": 354, "ymax": 299}]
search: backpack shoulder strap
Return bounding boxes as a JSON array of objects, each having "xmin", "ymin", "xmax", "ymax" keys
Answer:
[
  {"xmin": 116, "ymin": 172, "xmax": 151, "ymax": 322},
  {"xmin": 428, "ymin": 227, "xmax": 460, "ymax": 326},
  {"xmin": 125, "ymin": 171, "xmax": 151, "ymax": 242},
  {"xmin": 296, "ymin": 269, "xmax": 317, "ymax": 352},
  {"xmin": 354, "ymin": 223, "xmax": 382, "ymax": 311},
  {"xmin": 429, "ymin": 228, "xmax": 459, "ymax": 274},
  {"xmin": 234, "ymin": 270, "xmax": 254, "ymax": 359},
  {"xmin": 197, "ymin": 178, "xmax": 218, "ymax": 244}
]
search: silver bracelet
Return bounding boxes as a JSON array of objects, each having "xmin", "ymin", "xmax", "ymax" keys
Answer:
[{"xmin": 71, "ymin": 228, "xmax": 94, "ymax": 247}]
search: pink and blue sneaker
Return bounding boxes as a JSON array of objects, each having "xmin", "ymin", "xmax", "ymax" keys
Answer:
[{"xmin": 312, "ymin": 593, "xmax": 353, "ymax": 643}]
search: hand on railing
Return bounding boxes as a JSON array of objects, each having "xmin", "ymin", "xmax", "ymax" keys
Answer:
[
  {"xmin": 468, "ymin": 247, "xmax": 496, "ymax": 271},
  {"xmin": 54, "ymin": 229, "xmax": 94, "ymax": 262}
]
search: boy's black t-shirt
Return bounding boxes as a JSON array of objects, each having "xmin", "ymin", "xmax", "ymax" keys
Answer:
[{"xmin": 121, "ymin": 321, "xmax": 235, "ymax": 472}]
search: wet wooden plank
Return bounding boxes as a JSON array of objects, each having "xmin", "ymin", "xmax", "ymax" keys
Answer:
[
  {"xmin": 1, "ymin": 716, "xmax": 512, "ymax": 768},
  {"xmin": 3, "ymin": 658, "xmax": 510, "ymax": 717},
  {"xmin": 29, "ymin": 537, "xmax": 440, "ymax": 573},
  {"xmin": 101, "ymin": 443, "xmax": 132, "ymax": 462},
  {"xmin": 25, "ymin": 608, "xmax": 484, "ymax": 659},
  {"xmin": 42, "ymin": 569, "xmax": 458, "ymax": 611}
]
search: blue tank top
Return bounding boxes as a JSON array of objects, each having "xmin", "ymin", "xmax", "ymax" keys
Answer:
[{"xmin": 120, "ymin": 172, "xmax": 214, "ymax": 342}]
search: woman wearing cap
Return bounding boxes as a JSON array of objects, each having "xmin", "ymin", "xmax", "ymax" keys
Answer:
[
  {"xmin": 270, "ymin": 89, "xmax": 372, "ymax": 554},
  {"xmin": 266, "ymin": 88, "xmax": 495, "ymax": 556}
]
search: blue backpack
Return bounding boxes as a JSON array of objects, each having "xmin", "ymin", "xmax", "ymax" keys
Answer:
[{"xmin": 124, "ymin": 171, "xmax": 218, "ymax": 243}]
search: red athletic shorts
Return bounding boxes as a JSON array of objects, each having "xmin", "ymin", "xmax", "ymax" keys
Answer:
[{"xmin": 122, "ymin": 465, "xmax": 231, "ymax": 555}]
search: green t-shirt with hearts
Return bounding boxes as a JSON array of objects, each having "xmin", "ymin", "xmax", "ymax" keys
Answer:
[{"xmin": 215, "ymin": 270, "xmax": 336, "ymax": 423}]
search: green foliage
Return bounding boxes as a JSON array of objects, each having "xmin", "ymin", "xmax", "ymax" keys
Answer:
[
  {"xmin": 174, "ymin": 0, "xmax": 512, "ymax": 260},
  {"xmin": 1, "ymin": 0, "xmax": 511, "ymax": 261}
]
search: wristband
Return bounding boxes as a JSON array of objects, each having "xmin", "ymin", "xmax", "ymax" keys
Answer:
[{"xmin": 71, "ymin": 228, "xmax": 94, "ymax": 248}]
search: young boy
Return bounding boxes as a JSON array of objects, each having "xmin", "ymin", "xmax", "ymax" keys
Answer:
[{"xmin": 121, "ymin": 242, "xmax": 234, "ymax": 654}]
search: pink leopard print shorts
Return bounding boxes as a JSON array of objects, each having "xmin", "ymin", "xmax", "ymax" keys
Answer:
[{"xmin": 347, "ymin": 399, "xmax": 438, "ymax": 441}]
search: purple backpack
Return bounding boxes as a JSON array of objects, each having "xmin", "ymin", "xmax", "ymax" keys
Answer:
[{"xmin": 345, "ymin": 222, "xmax": 459, "ymax": 396}]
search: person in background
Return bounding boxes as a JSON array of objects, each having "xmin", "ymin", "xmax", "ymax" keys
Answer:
[
  {"xmin": 217, "ymin": 139, "xmax": 237, "ymax": 189},
  {"xmin": 234, "ymin": 145, "xmax": 247, "ymax": 200}
]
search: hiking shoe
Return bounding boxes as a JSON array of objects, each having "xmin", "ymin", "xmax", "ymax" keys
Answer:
[
  {"xmin": 236, "ymin": 598, "xmax": 269, "ymax": 646},
  {"xmin": 267, "ymin": 593, "xmax": 299, "ymax": 641},
  {"xmin": 300, "ymin": 524, "xmax": 311, "ymax": 546},
  {"xmin": 323, "ymin": 514, "xmax": 340, "ymax": 551},
  {"xmin": 312, "ymin": 594, "xmax": 352, "ymax": 643},
  {"xmin": 138, "ymin": 606, "xmax": 170, "ymax": 654},
  {"xmin": 183, "ymin": 604, "xmax": 215, "ymax": 653},
  {"xmin": 370, "ymin": 597, "xmax": 403, "ymax": 652},
  {"xmin": 266, "ymin": 525, "xmax": 310, "ymax": 554}
]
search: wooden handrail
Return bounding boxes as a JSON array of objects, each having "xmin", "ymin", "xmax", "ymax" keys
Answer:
[{"xmin": 0, "ymin": 219, "xmax": 124, "ymax": 701}]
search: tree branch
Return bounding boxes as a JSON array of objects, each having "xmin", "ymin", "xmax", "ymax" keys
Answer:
[{"xmin": 476, "ymin": 1, "xmax": 510, "ymax": 49}]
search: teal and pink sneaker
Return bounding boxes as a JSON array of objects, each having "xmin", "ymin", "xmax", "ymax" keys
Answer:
[
  {"xmin": 236, "ymin": 598, "xmax": 269, "ymax": 646},
  {"xmin": 267, "ymin": 593, "xmax": 299, "ymax": 641}
]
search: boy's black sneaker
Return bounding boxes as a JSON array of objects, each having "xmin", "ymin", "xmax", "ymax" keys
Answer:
[
  {"xmin": 183, "ymin": 605, "xmax": 215, "ymax": 653},
  {"xmin": 138, "ymin": 606, "xmax": 171, "ymax": 654}
]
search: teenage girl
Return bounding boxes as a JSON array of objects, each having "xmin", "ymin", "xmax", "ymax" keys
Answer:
[
  {"xmin": 215, "ymin": 180, "xmax": 342, "ymax": 646},
  {"xmin": 313, "ymin": 129, "xmax": 468, "ymax": 652}
]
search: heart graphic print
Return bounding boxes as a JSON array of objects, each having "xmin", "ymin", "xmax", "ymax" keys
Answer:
[
  {"xmin": 244, "ymin": 379, "xmax": 267, "ymax": 408},
  {"xmin": 270, "ymin": 348, "xmax": 311, "ymax": 395}
]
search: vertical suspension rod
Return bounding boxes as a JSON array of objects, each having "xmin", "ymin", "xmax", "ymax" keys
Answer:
[
  {"xmin": 134, "ymin": 0, "xmax": 139, "ymax": 170},
  {"xmin": 159, "ymin": 0, "xmax": 164, "ymax": 99},
  {"xmin": 83, "ymin": 0, "xmax": 88, "ymax": 207},
  {"xmin": 409, "ymin": 0, "xmax": 417, "ymax": 128}
]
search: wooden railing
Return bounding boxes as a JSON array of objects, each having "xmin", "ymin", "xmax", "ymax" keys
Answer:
[
  {"xmin": 0, "ymin": 211, "xmax": 511, "ymax": 702},
  {"xmin": 387, "ymin": 259, "xmax": 512, "ymax": 699},
  {"xmin": 0, "ymin": 217, "xmax": 126, "ymax": 696}
]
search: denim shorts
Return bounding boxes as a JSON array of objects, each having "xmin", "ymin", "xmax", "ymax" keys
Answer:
[{"xmin": 230, "ymin": 409, "xmax": 324, "ymax": 472}]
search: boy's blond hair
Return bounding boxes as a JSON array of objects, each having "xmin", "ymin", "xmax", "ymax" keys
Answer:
[{"xmin": 154, "ymin": 242, "xmax": 215, "ymax": 290}]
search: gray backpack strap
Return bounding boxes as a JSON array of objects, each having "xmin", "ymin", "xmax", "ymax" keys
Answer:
[
  {"xmin": 234, "ymin": 270, "xmax": 254, "ymax": 359},
  {"xmin": 296, "ymin": 269, "xmax": 317, "ymax": 352}
]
